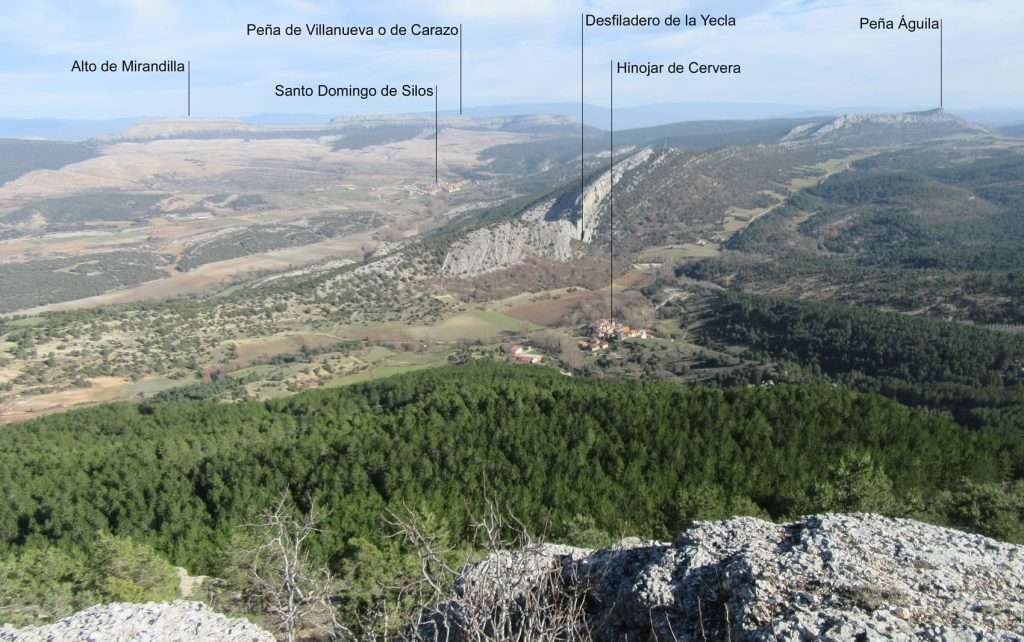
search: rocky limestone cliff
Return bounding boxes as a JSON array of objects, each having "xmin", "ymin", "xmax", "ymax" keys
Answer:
[
  {"xmin": 438, "ymin": 514, "xmax": 1024, "ymax": 641},
  {"xmin": 782, "ymin": 110, "xmax": 989, "ymax": 147},
  {"xmin": 0, "ymin": 601, "xmax": 273, "ymax": 641},
  {"xmin": 441, "ymin": 149, "xmax": 653, "ymax": 277}
]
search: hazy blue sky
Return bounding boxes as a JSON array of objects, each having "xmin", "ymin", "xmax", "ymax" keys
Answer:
[{"xmin": 0, "ymin": 0, "xmax": 1020, "ymax": 118}]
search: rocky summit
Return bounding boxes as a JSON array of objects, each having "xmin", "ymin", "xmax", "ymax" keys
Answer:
[
  {"xmin": 2, "ymin": 515, "xmax": 1022, "ymax": 641},
  {"xmin": 0, "ymin": 601, "xmax": 273, "ymax": 642},
  {"xmin": 446, "ymin": 514, "xmax": 1024, "ymax": 641}
]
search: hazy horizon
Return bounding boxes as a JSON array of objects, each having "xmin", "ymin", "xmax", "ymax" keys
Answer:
[{"xmin": 2, "ymin": 0, "xmax": 1022, "ymax": 122}]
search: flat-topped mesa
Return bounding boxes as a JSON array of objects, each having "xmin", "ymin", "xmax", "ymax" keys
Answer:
[
  {"xmin": 110, "ymin": 113, "xmax": 580, "ymax": 143},
  {"xmin": 108, "ymin": 118, "xmax": 262, "ymax": 140},
  {"xmin": 782, "ymin": 110, "xmax": 990, "ymax": 146}
]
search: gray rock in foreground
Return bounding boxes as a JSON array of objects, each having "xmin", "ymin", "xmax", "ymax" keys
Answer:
[
  {"xmin": 3, "ymin": 515, "xmax": 1021, "ymax": 641},
  {"xmin": 450, "ymin": 514, "xmax": 1024, "ymax": 641},
  {"xmin": 0, "ymin": 601, "xmax": 273, "ymax": 642}
]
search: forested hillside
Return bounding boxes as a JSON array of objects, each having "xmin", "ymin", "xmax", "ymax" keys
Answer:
[
  {"xmin": 686, "ymin": 144, "xmax": 1024, "ymax": 324},
  {"xmin": 703, "ymin": 293, "xmax": 1024, "ymax": 387},
  {"xmin": 1, "ymin": 362, "xmax": 1021, "ymax": 580},
  {"xmin": 693, "ymin": 292, "xmax": 1024, "ymax": 432}
]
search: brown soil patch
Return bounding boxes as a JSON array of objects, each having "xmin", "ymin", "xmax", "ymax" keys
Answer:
[
  {"xmin": 506, "ymin": 290, "xmax": 595, "ymax": 326},
  {"xmin": 0, "ymin": 376, "xmax": 130, "ymax": 424},
  {"xmin": 232, "ymin": 333, "xmax": 343, "ymax": 367},
  {"xmin": 505, "ymin": 271, "xmax": 653, "ymax": 326},
  {"xmin": 336, "ymin": 325, "xmax": 417, "ymax": 344}
]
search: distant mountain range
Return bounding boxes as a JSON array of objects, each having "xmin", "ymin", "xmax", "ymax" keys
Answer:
[
  {"xmin": 2, "ymin": 102, "xmax": 1021, "ymax": 141},
  {"xmin": 0, "ymin": 118, "xmax": 141, "ymax": 140},
  {"xmin": 0, "ymin": 104, "xmax": 817, "ymax": 140},
  {"xmin": 451, "ymin": 101, "xmax": 829, "ymax": 129},
  {"xmin": 1001, "ymin": 123, "xmax": 1024, "ymax": 138}
]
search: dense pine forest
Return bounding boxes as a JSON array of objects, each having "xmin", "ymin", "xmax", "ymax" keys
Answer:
[
  {"xmin": 1, "ymin": 363, "xmax": 1021, "ymax": 579},
  {"xmin": 700, "ymin": 292, "xmax": 1024, "ymax": 433}
]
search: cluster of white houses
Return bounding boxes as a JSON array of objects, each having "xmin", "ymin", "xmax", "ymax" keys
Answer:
[
  {"xmin": 577, "ymin": 319, "xmax": 654, "ymax": 352},
  {"xmin": 504, "ymin": 344, "xmax": 545, "ymax": 365},
  {"xmin": 505, "ymin": 318, "xmax": 656, "ymax": 365}
]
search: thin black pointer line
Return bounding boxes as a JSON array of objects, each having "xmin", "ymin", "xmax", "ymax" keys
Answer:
[
  {"xmin": 609, "ymin": 59, "xmax": 614, "ymax": 322},
  {"xmin": 435, "ymin": 86, "xmax": 439, "ymax": 183},
  {"xmin": 459, "ymin": 25, "xmax": 463, "ymax": 115}
]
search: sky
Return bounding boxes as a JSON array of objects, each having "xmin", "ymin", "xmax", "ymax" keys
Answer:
[{"xmin": 0, "ymin": 0, "xmax": 1021, "ymax": 119}]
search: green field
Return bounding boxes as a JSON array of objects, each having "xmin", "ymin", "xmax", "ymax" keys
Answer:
[
  {"xmin": 407, "ymin": 309, "xmax": 537, "ymax": 341},
  {"xmin": 3, "ymin": 317, "xmax": 46, "ymax": 328},
  {"xmin": 223, "ymin": 343, "xmax": 451, "ymax": 397},
  {"xmin": 324, "ymin": 360, "xmax": 442, "ymax": 387}
]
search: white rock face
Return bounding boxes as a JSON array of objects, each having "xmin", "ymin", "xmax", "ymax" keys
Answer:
[
  {"xmin": 0, "ymin": 601, "xmax": 273, "ymax": 642},
  {"xmin": 441, "ymin": 149, "xmax": 653, "ymax": 277},
  {"xmin": 448, "ymin": 514, "xmax": 1024, "ymax": 641}
]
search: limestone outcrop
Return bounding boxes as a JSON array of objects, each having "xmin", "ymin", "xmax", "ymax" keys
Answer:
[
  {"xmin": 0, "ymin": 601, "xmax": 274, "ymax": 642},
  {"xmin": 440, "ymin": 514, "xmax": 1024, "ymax": 641}
]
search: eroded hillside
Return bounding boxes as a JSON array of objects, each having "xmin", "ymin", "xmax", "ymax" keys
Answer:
[{"xmin": 441, "ymin": 149, "xmax": 654, "ymax": 277}]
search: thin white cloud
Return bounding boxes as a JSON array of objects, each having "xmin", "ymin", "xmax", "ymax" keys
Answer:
[
  {"xmin": 433, "ymin": 0, "xmax": 560, "ymax": 21},
  {"xmin": 278, "ymin": 0, "xmax": 323, "ymax": 13},
  {"xmin": 104, "ymin": 0, "xmax": 177, "ymax": 22},
  {"xmin": 585, "ymin": 0, "xmax": 695, "ymax": 15},
  {"xmin": 0, "ymin": 0, "xmax": 1020, "ymax": 118}
]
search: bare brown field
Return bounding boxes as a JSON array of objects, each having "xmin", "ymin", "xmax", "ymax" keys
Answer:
[
  {"xmin": 0, "ymin": 366, "xmax": 17, "ymax": 386},
  {"xmin": 0, "ymin": 229, "xmax": 155, "ymax": 260},
  {"xmin": 335, "ymin": 325, "xmax": 417, "ymax": 343},
  {"xmin": 231, "ymin": 333, "xmax": 344, "ymax": 368},
  {"xmin": 503, "ymin": 272, "xmax": 653, "ymax": 326},
  {"xmin": 505, "ymin": 289, "xmax": 596, "ymax": 326},
  {"xmin": 0, "ymin": 376, "xmax": 133, "ymax": 424}
]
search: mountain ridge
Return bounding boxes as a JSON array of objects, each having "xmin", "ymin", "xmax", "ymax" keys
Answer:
[{"xmin": 782, "ymin": 109, "xmax": 990, "ymax": 146}]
